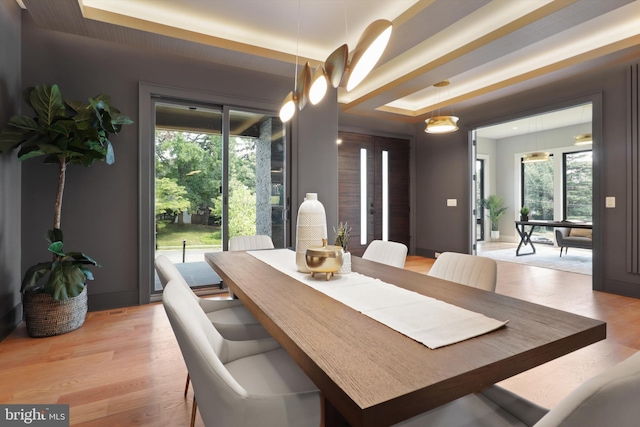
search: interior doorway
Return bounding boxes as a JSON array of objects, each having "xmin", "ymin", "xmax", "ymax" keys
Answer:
[
  {"xmin": 472, "ymin": 102, "xmax": 593, "ymax": 275},
  {"xmin": 337, "ymin": 132, "xmax": 410, "ymax": 257}
]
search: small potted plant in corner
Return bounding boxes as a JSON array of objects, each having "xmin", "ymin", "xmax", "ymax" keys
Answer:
[
  {"xmin": 519, "ymin": 206, "xmax": 530, "ymax": 222},
  {"xmin": 0, "ymin": 83, "xmax": 133, "ymax": 337},
  {"xmin": 482, "ymin": 195, "xmax": 508, "ymax": 241},
  {"xmin": 334, "ymin": 221, "xmax": 352, "ymax": 274}
]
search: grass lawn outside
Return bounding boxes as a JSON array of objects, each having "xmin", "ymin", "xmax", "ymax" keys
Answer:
[{"xmin": 156, "ymin": 222, "xmax": 221, "ymax": 249}]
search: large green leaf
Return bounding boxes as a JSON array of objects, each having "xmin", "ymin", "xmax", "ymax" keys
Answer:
[
  {"xmin": 65, "ymin": 251, "xmax": 100, "ymax": 266},
  {"xmin": 48, "ymin": 241, "xmax": 65, "ymax": 257},
  {"xmin": 29, "ymin": 84, "xmax": 65, "ymax": 127},
  {"xmin": 17, "ymin": 145, "xmax": 46, "ymax": 161},
  {"xmin": 21, "ymin": 262, "xmax": 53, "ymax": 293},
  {"xmin": 6, "ymin": 115, "xmax": 41, "ymax": 132},
  {"xmin": 46, "ymin": 228, "xmax": 64, "ymax": 244},
  {"xmin": 0, "ymin": 127, "xmax": 33, "ymax": 152},
  {"xmin": 45, "ymin": 262, "xmax": 86, "ymax": 300}
]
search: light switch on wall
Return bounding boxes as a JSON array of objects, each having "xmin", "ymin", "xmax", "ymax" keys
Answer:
[
  {"xmin": 606, "ymin": 197, "xmax": 616, "ymax": 208},
  {"xmin": 447, "ymin": 199, "xmax": 457, "ymax": 207}
]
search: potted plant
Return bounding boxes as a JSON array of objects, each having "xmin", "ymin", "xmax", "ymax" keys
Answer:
[
  {"xmin": 519, "ymin": 206, "xmax": 530, "ymax": 221},
  {"xmin": 0, "ymin": 83, "xmax": 133, "ymax": 337},
  {"xmin": 482, "ymin": 195, "xmax": 508, "ymax": 241},
  {"xmin": 334, "ymin": 221, "xmax": 352, "ymax": 274}
]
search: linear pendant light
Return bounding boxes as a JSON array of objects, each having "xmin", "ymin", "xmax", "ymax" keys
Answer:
[
  {"xmin": 308, "ymin": 65, "xmax": 328, "ymax": 105},
  {"xmin": 280, "ymin": 12, "xmax": 392, "ymax": 121},
  {"xmin": 345, "ymin": 19, "xmax": 392, "ymax": 92}
]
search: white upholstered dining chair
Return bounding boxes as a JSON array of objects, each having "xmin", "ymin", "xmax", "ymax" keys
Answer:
[
  {"xmin": 362, "ymin": 240, "xmax": 408, "ymax": 268},
  {"xmin": 395, "ymin": 351, "xmax": 640, "ymax": 427},
  {"xmin": 163, "ymin": 278, "xmax": 321, "ymax": 427},
  {"xmin": 155, "ymin": 255, "xmax": 273, "ymax": 398},
  {"xmin": 427, "ymin": 252, "xmax": 497, "ymax": 292},
  {"xmin": 227, "ymin": 234, "xmax": 275, "ymax": 298},
  {"xmin": 229, "ymin": 234, "xmax": 274, "ymax": 251}
]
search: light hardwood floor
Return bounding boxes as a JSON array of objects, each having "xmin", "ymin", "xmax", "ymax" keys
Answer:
[{"xmin": 1, "ymin": 256, "xmax": 638, "ymax": 426}]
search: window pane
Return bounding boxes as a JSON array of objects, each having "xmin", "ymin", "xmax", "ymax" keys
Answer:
[
  {"xmin": 228, "ymin": 110, "xmax": 286, "ymax": 248},
  {"xmin": 382, "ymin": 150, "xmax": 389, "ymax": 241},
  {"xmin": 565, "ymin": 151, "xmax": 592, "ymax": 222},
  {"xmin": 360, "ymin": 148, "xmax": 367, "ymax": 245},
  {"xmin": 522, "ymin": 157, "xmax": 554, "ymax": 243}
]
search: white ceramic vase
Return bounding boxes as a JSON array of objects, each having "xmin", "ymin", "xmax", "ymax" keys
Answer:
[
  {"xmin": 296, "ymin": 193, "xmax": 327, "ymax": 272},
  {"xmin": 338, "ymin": 251, "xmax": 351, "ymax": 274}
]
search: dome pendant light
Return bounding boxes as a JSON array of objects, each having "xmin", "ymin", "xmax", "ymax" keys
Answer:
[
  {"xmin": 522, "ymin": 152, "xmax": 551, "ymax": 163},
  {"xmin": 574, "ymin": 133, "xmax": 592, "ymax": 146},
  {"xmin": 424, "ymin": 80, "xmax": 459, "ymax": 134},
  {"xmin": 425, "ymin": 116, "xmax": 459, "ymax": 134}
]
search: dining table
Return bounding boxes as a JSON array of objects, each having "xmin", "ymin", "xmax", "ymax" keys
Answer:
[{"xmin": 204, "ymin": 249, "xmax": 606, "ymax": 427}]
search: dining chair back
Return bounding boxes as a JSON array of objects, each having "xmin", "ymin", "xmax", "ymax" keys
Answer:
[
  {"xmin": 427, "ymin": 252, "xmax": 497, "ymax": 292},
  {"xmin": 362, "ymin": 240, "xmax": 408, "ymax": 268},
  {"xmin": 155, "ymin": 254, "xmax": 273, "ymax": 402},
  {"xmin": 229, "ymin": 235, "xmax": 275, "ymax": 251},
  {"xmin": 163, "ymin": 279, "xmax": 321, "ymax": 427},
  {"xmin": 532, "ymin": 350, "xmax": 640, "ymax": 427},
  {"xmin": 154, "ymin": 255, "xmax": 270, "ymax": 340},
  {"xmin": 395, "ymin": 351, "xmax": 640, "ymax": 426}
]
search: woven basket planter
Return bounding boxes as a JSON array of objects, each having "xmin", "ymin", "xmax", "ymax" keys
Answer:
[{"xmin": 22, "ymin": 287, "xmax": 88, "ymax": 338}]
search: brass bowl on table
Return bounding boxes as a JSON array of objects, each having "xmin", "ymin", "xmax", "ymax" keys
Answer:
[{"xmin": 305, "ymin": 241, "xmax": 343, "ymax": 281}]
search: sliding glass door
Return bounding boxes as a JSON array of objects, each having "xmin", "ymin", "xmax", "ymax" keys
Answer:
[
  {"xmin": 151, "ymin": 99, "xmax": 287, "ymax": 295},
  {"xmin": 226, "ymin": 109, "xmax": 287, "ymax": 248}
]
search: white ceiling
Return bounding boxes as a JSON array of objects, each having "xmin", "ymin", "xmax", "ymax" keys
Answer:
[
  {"xmin": 19, "ymin": 0, "xmax": 640, "ymax": 124},
  {"xmin": 476, "ymin": 103, "xmax": 592, "ymax": 140}
]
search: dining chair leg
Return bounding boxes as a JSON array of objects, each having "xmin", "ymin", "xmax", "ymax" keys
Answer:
[
  {"xmin": 190, "ymin": 396, "xmax": 197, "ymax": 427},
  {"xmin": 184, "ymin": 373, "xmax": 190, "ymax": 397}
]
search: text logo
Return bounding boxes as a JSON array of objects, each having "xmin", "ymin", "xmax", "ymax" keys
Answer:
[{"xmin": 0, "ymin": 405, "xmax": 69, "ymax": 427}]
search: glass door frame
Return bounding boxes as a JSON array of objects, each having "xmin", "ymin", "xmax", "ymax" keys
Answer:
[{"xmin": 139, "ymin": 83, "xmax": 288, "ymax": 304}]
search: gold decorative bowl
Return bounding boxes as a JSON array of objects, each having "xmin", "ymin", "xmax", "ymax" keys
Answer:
[{"xmin": 305, "ymin": 241, "xmax": 343, "ymax": 281}]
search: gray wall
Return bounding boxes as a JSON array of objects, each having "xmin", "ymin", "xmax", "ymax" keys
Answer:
[
  {"xmin": 19, "ymin": 13, "xmax": 338, "ymax": 310},
  {"xmin": 414, "ymin": 129, "xmax": 470, "ymax": 257},
  {"xmin": 413, "ymin": 55, "xmax": 640, "ymax": 298},
  {"xmin": 0, "ymin": 0, "xmax": 22, "ymax": 340}
]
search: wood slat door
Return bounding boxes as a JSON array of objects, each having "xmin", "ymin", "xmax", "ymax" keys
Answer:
[{"xmin": 338, "ymin": 132, "xmax": 410, "ymax": 256}]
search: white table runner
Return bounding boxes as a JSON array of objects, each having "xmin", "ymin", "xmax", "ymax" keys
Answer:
[{"xmin": 248, "ymin": 249, "xmax": 508, "ymax": 349}]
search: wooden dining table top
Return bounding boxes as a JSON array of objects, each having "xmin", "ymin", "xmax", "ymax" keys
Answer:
[{"xmin": 204, "ymin": 250, "xmax": 606, "ymax": 427}]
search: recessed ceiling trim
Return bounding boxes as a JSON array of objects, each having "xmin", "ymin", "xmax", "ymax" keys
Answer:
[
  {"xmin": 376, "ymin": 34, "xmax": 640, "ymax": 122},
  {"xmin": 379, "ymin": 1, "xmax": 640, "ymax": 119},
  {"xmin": 339, "ymin": 0, "xmax": 574, "ymax": 111},
  {"xmin": 79, "ymin": 1, "xmax": 318, "ymax": 67}
]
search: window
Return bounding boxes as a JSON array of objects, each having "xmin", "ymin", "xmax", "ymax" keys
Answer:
[
  {"xmin": 564, "ymin": 150, "xmax": 592, "ymax": 222},
  {"xmin": 521, "ymin": 155, "xmax": 554, "ymax": 243}
]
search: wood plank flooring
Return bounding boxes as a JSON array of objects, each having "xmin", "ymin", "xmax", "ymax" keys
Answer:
[{"xmin": 1, "ymin": 256, "xmax": 638, "ymax": 426}]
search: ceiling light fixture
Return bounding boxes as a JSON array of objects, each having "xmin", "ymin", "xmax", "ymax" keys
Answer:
[
  {"xmin": 344, "ymin": 19, "xmax": 393, "ymax": 92},
  {"xmin": 279, "ymin": 0, "xmax": 302, "ymax": 123},
  {"xmin": 522, "ymin": 152, "xmax": 551, "ymax": 163},
  {"xmin": 425, "ymin": 80, "xmax": 459, "ymax": 134},
  {"xmin": 574, "ymin": 133, "xmax": 593, "ymax": 146},
  {"xmin": 308, "ymin": 65, "xmax": 328, "ymax": 105},
  {"xmin": 522, "ymin": 115, "xmax": 550, "ymax": 163},
  {"xmin": 280, "ymin": 4, "xmax": 392, "ymax": 122}
]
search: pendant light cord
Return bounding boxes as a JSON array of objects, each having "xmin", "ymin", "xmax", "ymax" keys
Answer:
[{"xmin": 294, "ymin": 0, "xmax": 301, "ymax": 90}]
